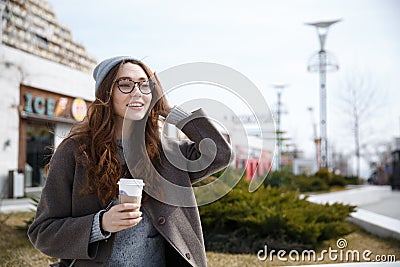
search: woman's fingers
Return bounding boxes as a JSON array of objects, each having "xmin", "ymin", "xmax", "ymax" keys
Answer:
[
  {"xmin": 118, "ymin": 217, "xmax": 143, "ymax": 227},
  {"xmin": 119, "ymin": 211, "xmax": 142, "ymax": 220},
  {"xmin": 113, "ymin": 203, "xmax": 140, "ymax": 212},
  {"xmin": 101, "ymin": 204, "xmax": 143, "ymax": 232}
]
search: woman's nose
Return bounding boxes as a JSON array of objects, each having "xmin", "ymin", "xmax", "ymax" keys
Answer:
[{"xmin": 130, "ymin": 85, "xmax": 141, "ymax": 97}]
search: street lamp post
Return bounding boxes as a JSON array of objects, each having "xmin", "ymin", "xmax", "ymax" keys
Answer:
[
  {"xmin": 306, "ymin": 19, "xmax": 340, "ymax": 169},
  {"xmin": 271, "ymin": 84, "xmax": 288, "ymax": 171}
]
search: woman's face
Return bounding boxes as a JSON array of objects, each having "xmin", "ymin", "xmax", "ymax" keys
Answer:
[{"xmin": 112, "ymin": 63, "xmax": 153, "ymax": 121}]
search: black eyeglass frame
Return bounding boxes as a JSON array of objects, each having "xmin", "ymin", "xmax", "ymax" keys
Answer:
[{"xmin": 115, "ymin": 78, "xmax": 155, "ymax": 95}]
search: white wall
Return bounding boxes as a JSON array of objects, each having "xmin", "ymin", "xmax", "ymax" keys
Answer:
[
  {"xmin": 3, "ymin": 46, "xmax": 95, "ymax": 100},
  {"xmin": 0, "ymin": 59, "xmax": 21, "ymax": 197},
  {"xmin": 0, "ymin": 46, "xmax": 95, "ymax": 197},
  {"xmin": 293, "ymin": 158, "xmax": 318, "ymax": 175}
]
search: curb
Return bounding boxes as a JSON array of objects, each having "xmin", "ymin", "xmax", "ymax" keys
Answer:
[{"xmin": 348, "ymin": 209, "xmax": 400, "ymax": 240}]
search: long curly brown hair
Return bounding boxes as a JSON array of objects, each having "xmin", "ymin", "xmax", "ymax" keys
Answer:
[{"xmin": 66, "ymin": 59, "xmax": 167, "ymax": 205}]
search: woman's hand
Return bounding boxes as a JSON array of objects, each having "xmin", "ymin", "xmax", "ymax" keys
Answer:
[
  {"xmin": 101, "ymin": 203, "xmax": 142, "ymax": 233},
  {"xmin": 161, "ymin": 101, "xmax": 174, "ymax": 118}
]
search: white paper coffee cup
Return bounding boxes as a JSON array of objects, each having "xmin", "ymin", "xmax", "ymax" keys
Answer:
[{"xmin": 117, "ymin": 178, "xmax": 145, "ymax": 204}]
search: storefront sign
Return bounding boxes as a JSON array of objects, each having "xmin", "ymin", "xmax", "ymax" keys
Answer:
[
  {"xmin": 54, "ymin": 97, "xmax": 69, "ymax": 117},
  {"xmin": 24, "ymin": 93, "xmax": 56, "ymax": 116},
  {"xmin": 21, "ymin": 87, "xmax": 90, "ymax": 122},
  {"xmin": 71, "ymin": 98, "xmax": 87, "ymax": 121}
]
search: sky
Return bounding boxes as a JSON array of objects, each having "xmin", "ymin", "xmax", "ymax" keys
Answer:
[{"xmin": 46, "ymin": 0, "xmax": 400, "ymax": 177}]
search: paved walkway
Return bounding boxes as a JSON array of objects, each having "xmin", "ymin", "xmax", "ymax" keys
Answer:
[
  {"xmin": 307, "ymin": 185, "xmax": 400, "ymax": 241},
  {"xmin": 361, "ymin": 189, "xmax": 400, "ymax": 220},
  {"xmin": 307, "ymin": 185, "xmax": 400, "ymax": 219},
  {"xmin": 0, "ymin": 197, "xmax": 35, "ymax": 213}
]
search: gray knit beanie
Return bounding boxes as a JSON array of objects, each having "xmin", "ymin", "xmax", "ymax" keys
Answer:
[{"xmin": 93, "ymin": 56, "xmax": 138, "ymax": 93}]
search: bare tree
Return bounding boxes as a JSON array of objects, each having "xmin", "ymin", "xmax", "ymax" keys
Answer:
[{"xmin": 337, "ymin": 70, "xmax": 384, "ymax": 178}]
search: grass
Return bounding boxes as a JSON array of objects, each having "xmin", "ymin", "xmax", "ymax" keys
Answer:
[
  {"xmin": 0, "ymin": 212, "xmax": 57, "ymax": 267},
  {"xmin": 207, "ymin": 230, "xmax": 400, "ymax": 266},
  {"xmin": 1, "ymin": 212, "xmax": 399, "ymax": 267}
]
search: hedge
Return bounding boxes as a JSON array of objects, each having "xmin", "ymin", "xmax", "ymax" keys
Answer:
[{"xmin": 199, "ymin": 173, "xmax": 356, "ymax": 253}]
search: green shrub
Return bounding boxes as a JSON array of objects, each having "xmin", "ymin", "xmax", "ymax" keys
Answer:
[
  {"xmin": 263, "ymin": 171, "xmax": 293, "ymax": 188},
  {"xmin": 263, "ymin": 171, "xmax": 335, "ymax": 192},
  {"xmin": 260, "ymin": 169, "xmax": 363, "ymax": 193},
  {"xmin": 199, "ymin": 175, "xmax": 355, "ymax": 253},
  {"xmin": 344, "ymin": 175, "xmax": 360, "ymax": 185},
  {"xmin": 289, "ymin": 175, "xmax": 330, "ymax": 192},
  {"xmin": 329, "ymin": 175, "xmax": 347, "ymax": 187},
  {"xmin": 315, "ymin": 168, "xmax": 333, "ymax": 185}
]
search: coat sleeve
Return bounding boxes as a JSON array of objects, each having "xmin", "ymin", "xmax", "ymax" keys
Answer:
[
  {"xmin": 27, "ymin": 138, "xmax": 99, "ymax": 260},
  {"xmin": 176, "ymin": 109, "xmax": 233, "ymax": 184}
]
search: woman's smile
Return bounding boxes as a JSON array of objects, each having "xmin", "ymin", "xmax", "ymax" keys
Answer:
[{"xmin": 127, "ymin": 101, "xmax": 145, "ymax": 110}]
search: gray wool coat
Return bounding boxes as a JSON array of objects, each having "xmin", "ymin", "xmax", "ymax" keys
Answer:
[{"xmin": 28, "ymin": 109, "xmax": 232, "ymax": 267}]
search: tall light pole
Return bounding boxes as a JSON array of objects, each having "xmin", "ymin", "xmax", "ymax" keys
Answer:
[
  {"xmin": 306, "ymin": 19, "xmax": 341, "ymax": 169},
  {"xmin": 271, "ymin": 84, "xmax": 288, "ymax": 171}
]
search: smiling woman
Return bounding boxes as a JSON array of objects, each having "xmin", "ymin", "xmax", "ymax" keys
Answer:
[{"xmin": 27, "ymin": 56, "xmax": 232, "ymax": 267}]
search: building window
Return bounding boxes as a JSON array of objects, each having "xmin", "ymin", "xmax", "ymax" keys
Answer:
[{"xmin": 33, "ymin": 33, "xmax": 48, "ymax": 47}]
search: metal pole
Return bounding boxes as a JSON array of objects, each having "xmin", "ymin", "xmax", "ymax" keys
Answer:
[
  {"xmin": 271, "ymin": 84, "xmax": 287, "ymax": 171},
  {"xmin": 276, "ymin": 89, "xmax": 282, "ymax": 171},
  {"xmin": 306, "ymin": 19, "xmax": 341, "ymax": 170},
  {"xmin": 319, "ymin": 49, "xmax": 328, "ymax": 169}
]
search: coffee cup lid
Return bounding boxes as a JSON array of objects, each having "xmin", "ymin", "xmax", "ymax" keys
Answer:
[{"xmin": 117, "ymin": 178, "xmax": 145, "ymax": 186}]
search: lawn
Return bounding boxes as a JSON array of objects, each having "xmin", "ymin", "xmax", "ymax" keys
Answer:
[{"xmin": 1, "ymin": 212, "xmax": 399, "ymax": 266}]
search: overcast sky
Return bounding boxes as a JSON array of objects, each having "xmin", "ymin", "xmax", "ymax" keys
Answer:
[{"xmin": 46, "ymin": 0, "xmax": 400, "ymax": 176}]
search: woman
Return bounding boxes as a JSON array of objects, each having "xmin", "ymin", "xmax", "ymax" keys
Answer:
[{"xmin": 28, "ymin": 56, "xmax": 232, "ymax": 267}]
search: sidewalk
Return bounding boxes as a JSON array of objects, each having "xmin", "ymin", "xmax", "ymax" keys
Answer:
[
  {"xmin": 0, "ymin": 197, "xmax": 36, "ymax": 213},
  {"xmin": 361, "ymin": 189, "xmax": 400, "ymax": 220},
  {"xmin": 306, "ymin": 185, "xmax": 400, "ymax": 241}
]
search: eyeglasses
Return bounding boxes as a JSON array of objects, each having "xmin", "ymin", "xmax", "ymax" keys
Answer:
[{"xmin": 115, "ymin": 78, "xmax": 154, "ymax": 95}]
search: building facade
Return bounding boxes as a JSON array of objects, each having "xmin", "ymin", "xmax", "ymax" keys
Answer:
[{"xmin": 1, "ymin": 0, "xmax": 96, "ymax": 198}]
